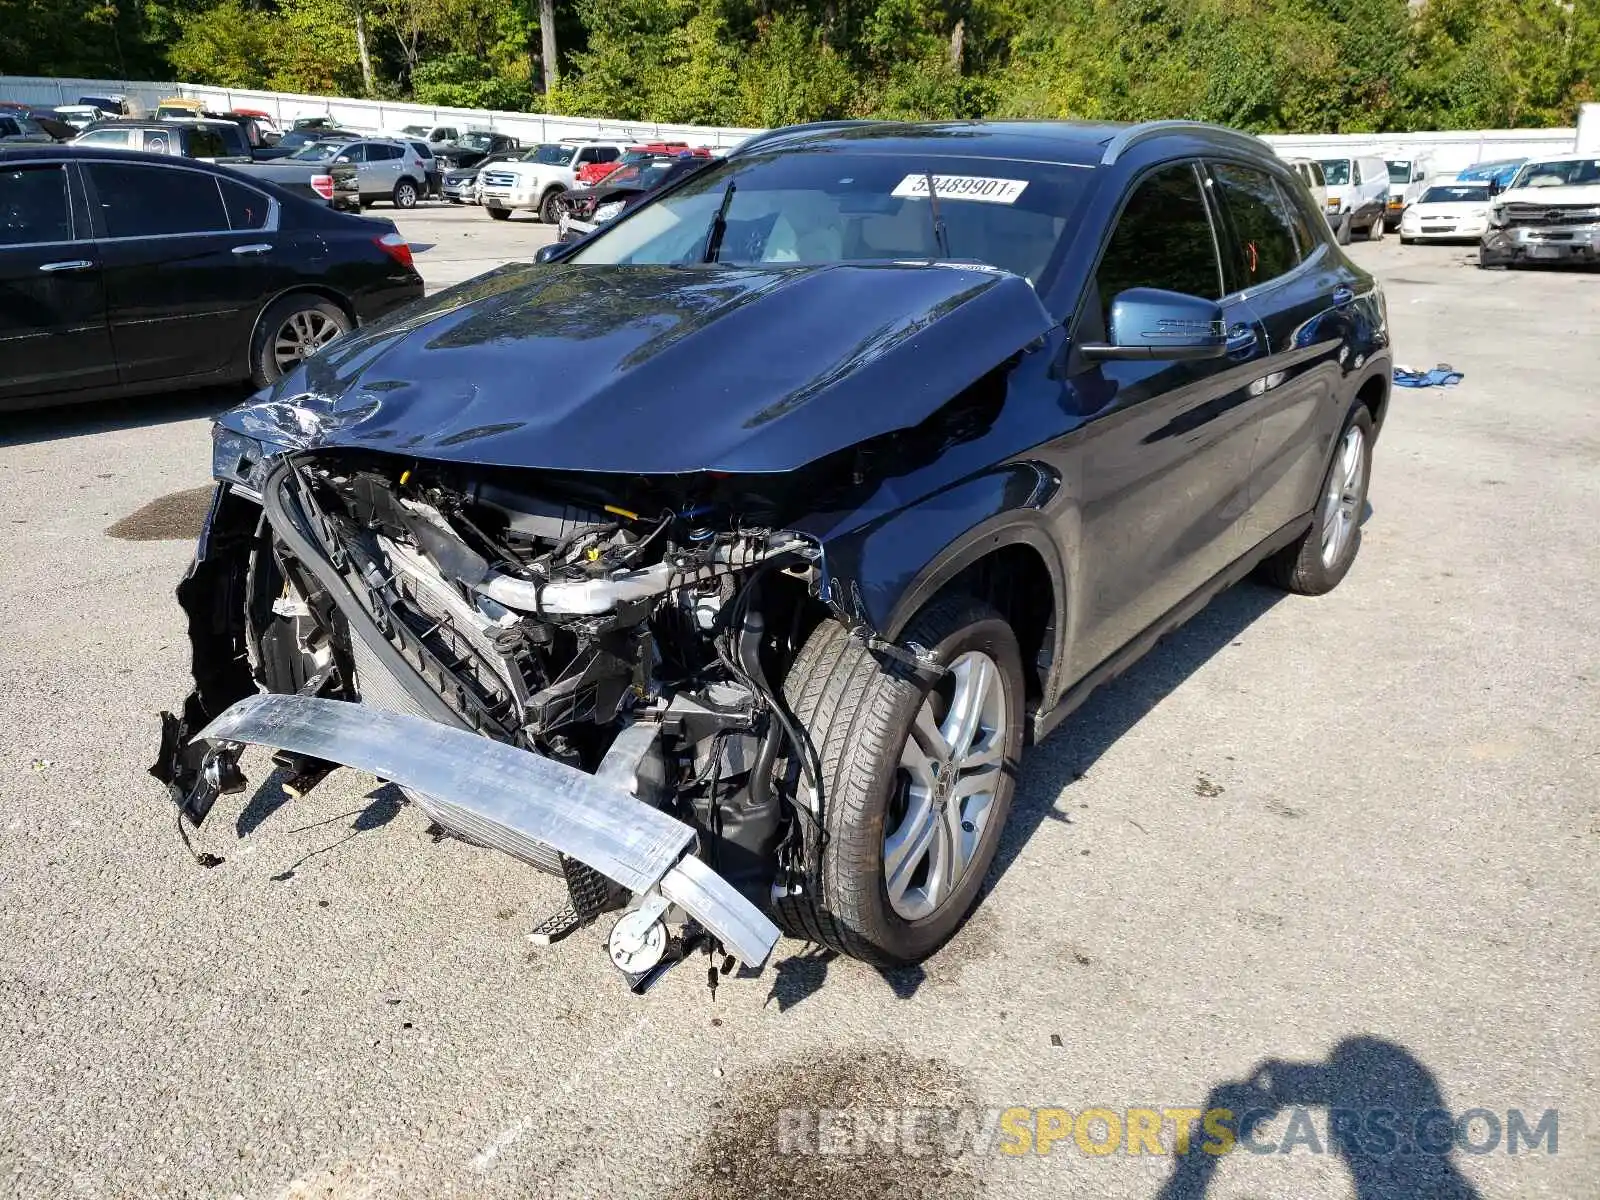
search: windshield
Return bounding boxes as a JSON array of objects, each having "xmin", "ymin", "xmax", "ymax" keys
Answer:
[
  {"xmin": 1511, "ymin": 158, "xmax": 1600, "ymax": 188},
  {"xmin": 289, "ymin": 141, "xmax": 342, "ymax": 162},
  {"xmin": 1319, "ymin": 159, "xmax": 1351, "ymax": 186},
  {"xmin": 156, "ymin": 106, "xmax": 195, "ymax": 120},
  {"xmin": 1386, "ymin": 160, "xmax": 1412, "ymax": 184},
  {"xmin": 1420, "ymin": 185, "xmax": 1490, "ymax": 204},
  {"xmin": 457, "ymin": 132, "xmax": 495, "ymax": 151},
  {"xmin": 522, "ymin": 143, "xmax": 579, "ymax": 166},
  {"xmin": 570, "ymin": 150, "xmax": 1087, "ymax": 285}
]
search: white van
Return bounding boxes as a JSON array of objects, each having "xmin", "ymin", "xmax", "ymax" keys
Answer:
[
  {"xmin": 1382, "ymin": 154, "xmax": 1434, "ymax": 229},
  {"xmin": 1317, "ymin": 154, "xmax": 1391, "ymax": 244},
  {"xmin": 1284, "ymin": 157, "xmax": 1329, "ymax": 215}
]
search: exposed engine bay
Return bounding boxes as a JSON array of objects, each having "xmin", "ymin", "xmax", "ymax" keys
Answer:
[{"xmin": 153, "ymin": 450, "xmax": 898, "ymax": 988}]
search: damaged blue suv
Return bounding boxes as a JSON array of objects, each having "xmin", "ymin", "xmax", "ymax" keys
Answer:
[{"xmin": 155, "ymin": 120, "xmax": 1391, "ymax": 985}]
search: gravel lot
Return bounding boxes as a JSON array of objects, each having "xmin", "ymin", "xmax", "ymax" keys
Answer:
[{"xmin": 1, "ymin": 204, "xmax": 1595, "ymax": 1200}]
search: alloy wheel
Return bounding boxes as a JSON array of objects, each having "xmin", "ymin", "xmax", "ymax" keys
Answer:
[
  {"xmin": 1320, "ymin": 424, "xmax": 1366, "ymax": 568},
  {"xmin": 883, "ymin": 650, "xmax": 1009, "ymax": 921},
  {"xmin": 272, "ymin": 310, "xmax": 343, "ymax": 373}
]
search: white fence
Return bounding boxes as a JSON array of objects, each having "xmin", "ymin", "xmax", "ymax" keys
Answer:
[{"xmin": 4, "ymin": 73, "xmax": 1592, "ymax": 165}]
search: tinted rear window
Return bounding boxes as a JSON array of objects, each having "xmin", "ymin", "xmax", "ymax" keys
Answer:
[{"xmin": 86, "ymin": 163, "xmax": 227, "ymax": 237}]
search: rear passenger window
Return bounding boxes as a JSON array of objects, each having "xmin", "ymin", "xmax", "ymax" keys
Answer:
[
  {"xmin": 1275, "ymin": 179, "xmax": 1321, "ymax": 259},
  {"xmin": 0, "ymin": 165, "xmax": 73, "ymax": 245},
  {"xmin": 218, "ymin": 177, "xmax": 270, "ymax": 230},
  {"xmin": 1209, "ymin": 163, "xmax": 1301, "ymax": 289},
  {"xmin": 85, "ymin": 163, "xmax": 227, "ymax": 237},
  {"xmin": 1096, "ymin": 162, "xmax": 1222, "ymax": 312},
  {"xmin": 371, "ymin": 144, "xmax": 402, "ymax": 161}
]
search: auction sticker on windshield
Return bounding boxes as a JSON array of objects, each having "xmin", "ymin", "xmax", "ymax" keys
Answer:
[{"xmin": 892, "ymin": 174, "xmax": 1029, "ymax": 204}]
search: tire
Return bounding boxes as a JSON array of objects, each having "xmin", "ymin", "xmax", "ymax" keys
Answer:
[
  {"xmin": 392, "ymin": 179, "xmax": 419, "ymax": 209},
  {"xmin": 249, "ymin": 294, "xmax": 353, "ymax": 388},
  {"xmin": 486, "ymin": 205, "xmax": 511, "ymax": 221},
  {"xmin": 1258, "ymin": 405, "xmax": 1374, "ymax": 596},
  {"xmin": 1335, "ymin": 213, "xmax": 1352, "ymax": 245},
  {"xmin": 1400, "ymin": 236, "xmax": 1414, "ymax": 245},
  {"xmin": 538, "ymin": 188, "xmax": 564, "ymax": 224},
  {"xmin": 775, "ymin": 595, "xmax": 1025, "ymax": 965},
  {"xmin": 1367, "ymin": 214, "xmax": 1384, "ymax": 241}
]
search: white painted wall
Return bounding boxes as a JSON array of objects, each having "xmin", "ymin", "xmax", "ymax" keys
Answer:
[{"xmin": 1, "ymin": 72, "xmax": 1582, "ymax": 165}]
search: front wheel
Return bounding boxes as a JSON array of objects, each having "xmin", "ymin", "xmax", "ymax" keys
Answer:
[
  {"xmin": 538, "ymin": 189, "xmax": 564, "ymax": 224},
  {"xmin": 1335, "ymin": 213, "xmax": 1353, "ymax": 245},
  {"xmin": 1258, "ymin": 405, "xmax": 1374, "ymax": 595},
  {"xmin": 775, "ymin": 595, "xmax": 1024, "ymax": 965},
  {"xmin": 1368, "ymin": 215, "xmax": 1384, "ymax": 241},
  {"xmin": 392, "ymin": 179, "xmax": 419, "ymax": 209}
]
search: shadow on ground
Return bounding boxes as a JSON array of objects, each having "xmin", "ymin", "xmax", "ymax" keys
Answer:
[
  {"xmin": 0, "ymin": 385, "xmax": 251, "ymax": 450},
  {"xmin": 1155, "ymin": 1036, "xmax": 1486, "ymax": 1200}
]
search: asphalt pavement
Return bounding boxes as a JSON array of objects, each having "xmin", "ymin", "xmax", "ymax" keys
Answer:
[{"xmin": 0, "ymin": 207, "xmax": 1595, "ymax": 1200}]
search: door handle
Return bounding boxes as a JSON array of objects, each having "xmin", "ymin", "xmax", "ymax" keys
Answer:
[
  {"xmin": 232, "ymin": 243, "xmax": 273, "ymax": 256},
  {"xmin": 1332, "ymin": 285, "xmax": 1355, "ymax": 308},
  {"xmin": 39, "ymin": 259, "xmax": 93, "ymax": 272}
]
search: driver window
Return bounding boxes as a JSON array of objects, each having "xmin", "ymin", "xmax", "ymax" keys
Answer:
[{"xmin": 1094, "ymin": 163, "xmax": 1223, "ymax": 321}]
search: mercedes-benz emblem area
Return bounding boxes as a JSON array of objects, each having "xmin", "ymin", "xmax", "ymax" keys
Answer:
[{"xmin": 152, "ymin": 119, "xmax": 1392, "ymax": 993}]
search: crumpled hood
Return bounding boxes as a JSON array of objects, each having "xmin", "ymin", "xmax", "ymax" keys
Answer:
[{"xmin": 226, "ymin": 261, "xmax": 1054, "ymax": 474}]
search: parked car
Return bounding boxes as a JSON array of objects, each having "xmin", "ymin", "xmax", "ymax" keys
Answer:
[
  {"xmin": 556, "ymin": 155, "xmax": 707, "ymax": 241},
  {"xmin": 1455, "ymin": 157, "xmax": 1526, "ymax": 190},
  {"xmin": 2, "ymin": 107, "xmax": 78, "ymax": 141},
  {"xmin": 573, "ymin": 142, "xmax": 710, "ymax": 187},
  {"xmin": 0, "ymin": 144, "xmax": 421, "ymax": 411},
  {"xmin": 289, "ymin": 137, "xmax": 431, "ymax": 208},
  {"xmin": 230, "ymin": 108, "xmax": 283, "ymax": 144},
  {"xmin": 153, "ymin": 119, "xmax": 1392, "ymax": 984},
  {"xmin": 0, "ymin": 114, "xmax": 55, "ymax": 144},
  {"xmin": 405, "ymin": 139, "xmax": 441, "ymax": 197},
  {"xmin": 155, "ymin": 97, "xmax": 207, "ymax": 121},
  {"xmin": 72, "ymin": 121, "xmax": 358, "ymax": 209},
  {"xmin": 54, "ymin": 105, "xmax": 106, "ymax": 131},
  {"xmin": 1382, "ymin": 155, "xmax": 1433, "ymax": 229},
  {"xmin": 479, "ymin": 140, "xmax": 629, "ymax": 222},
  {"xmin": 1283, "ymin": 156, "xmax": 1329, "ymax": 216},
  {"xmin": 1317, "ymin": 154, "xmax": 1389, "ymax": 243},
  {"xmin": 291, "ymin": 115, "xmax": 343, "ymax": 133},
  {"xmin": 1479, "ymin": 155, "xmax": 1600, "ymax": 268},
  {"xmin": 441, "ymin": 149, "xmax": 522, "ymax": 203},
  {"xmin": 272, "ymin": 128, "xmax": 360, "ymax": 157},
  {"xmin": 1398, "ymin": 180, "xmax": 1494, "ymax": 243},
  {"xmin": 433, "ymin": 130, "xmax": 521, "ymax": 172},
  {"xmin": 77, "ymin": 94, "xmax": 136, "ymax": 117},
  {"xmin": 399, "ymin": 123, "xmax": 460, "ymax": 151}
]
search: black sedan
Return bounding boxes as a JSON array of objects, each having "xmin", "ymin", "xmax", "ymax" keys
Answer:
[
  {"xmin": 555, "ymin": 156, "xmax": 707, "ymax": 243},
  {"xmin": 0, "ymin": 145, "xmax": 423, "ymax": 412}
]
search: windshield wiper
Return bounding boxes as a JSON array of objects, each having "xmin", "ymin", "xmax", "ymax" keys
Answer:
[
  {"xmin": 702, "ymin": 179, "xmax": 737, "ymax": 263},
  {"xmin": 924, "ymin": 171, "xmax": 950, "ymax": 259}
]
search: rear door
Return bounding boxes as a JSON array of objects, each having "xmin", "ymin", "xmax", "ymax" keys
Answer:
[
  {"xmin": 0, "ymin": 159, "xmax": 116, "ymax": 402},
  {"xmin": 81, "ymin": 159, "xmax": 271, "ymax": 384},
  {"xmin": 1057, "ymin": 161, "xmax": 1270, "ymax": 680},
  {"xmin": 1204, "ymin": 160, "xmax": 1352, "ymax": 548}
]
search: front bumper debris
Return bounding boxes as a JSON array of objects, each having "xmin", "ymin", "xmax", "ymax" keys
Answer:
[
  {"xmin": 191, "ymin": 692, "xmax": 781, "ymax": 968},
  {"xmin": 1481, "ymin": 224, "xmax": 1600, "ymax": 265}
]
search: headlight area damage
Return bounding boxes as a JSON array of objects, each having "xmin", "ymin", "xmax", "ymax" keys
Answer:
[{"xmin": 151, "ymin": 261, "xmax": 1058, "ymax": 990}]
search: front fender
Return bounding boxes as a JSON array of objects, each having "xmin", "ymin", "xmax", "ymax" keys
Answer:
[{"xmin": 818, "ymin": 461, "xmax": 1066, "ymax": 671}]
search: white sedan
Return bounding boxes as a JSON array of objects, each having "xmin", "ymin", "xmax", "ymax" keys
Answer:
[{"xmin": 1399, "ymin": 181, "xmax": 1494, "ymax": 243}]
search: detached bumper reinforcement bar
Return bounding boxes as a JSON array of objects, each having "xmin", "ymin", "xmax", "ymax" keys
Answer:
[{"xmin": 193, "ymin": 693, "xmax": 781, "ymax": 967}]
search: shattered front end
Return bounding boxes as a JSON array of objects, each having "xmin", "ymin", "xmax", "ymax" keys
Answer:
[{"xmin": 149, "ymin": 448, "xmax": 859, "ymax": 984}]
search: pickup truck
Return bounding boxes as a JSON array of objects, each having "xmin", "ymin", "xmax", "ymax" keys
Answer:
[
  {"xmin": 1479, "ymin": 154, "xmax": 1600, "ymax": 269},
  {"xmin": 71, "ymin": 119, "xmax": 359, "ymax": 210}
]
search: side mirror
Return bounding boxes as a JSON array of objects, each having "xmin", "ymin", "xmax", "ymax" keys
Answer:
[
  {"xmin": 1080, "ymin": 287, "xmax": 1227, "ymax": 362},
  {"xmin": 534, "ymin": 243, "xmax": 564, "ymax": 264}
]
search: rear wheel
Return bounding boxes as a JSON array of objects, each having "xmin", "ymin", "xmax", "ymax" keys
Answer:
[
  {"xmin": 1367, "ymin": 214, "xmax": 1384, "ymax": 241},
  {"xmin": 1258, "ymin": 405, "xmax": 1374, "ymax": 596},
  {"xmin": 775, "ymin": 595, "xmax": 1024, "ymax": 965},
  {"xmin": 392, "ymin": 179, "xmax": 419, "ymax": 209},
  {"xmin": 250, "ymin": 294, "xmax": 352, "ymax": 388}
]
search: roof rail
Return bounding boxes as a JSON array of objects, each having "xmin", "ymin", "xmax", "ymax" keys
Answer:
[
  {"xmin": 1100, "ymin": 120, "xmax": 1269, "ymax": 166},
  {"xmin": 727, "ymin": 120, "xmax": 887, "ymax": 158}
]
